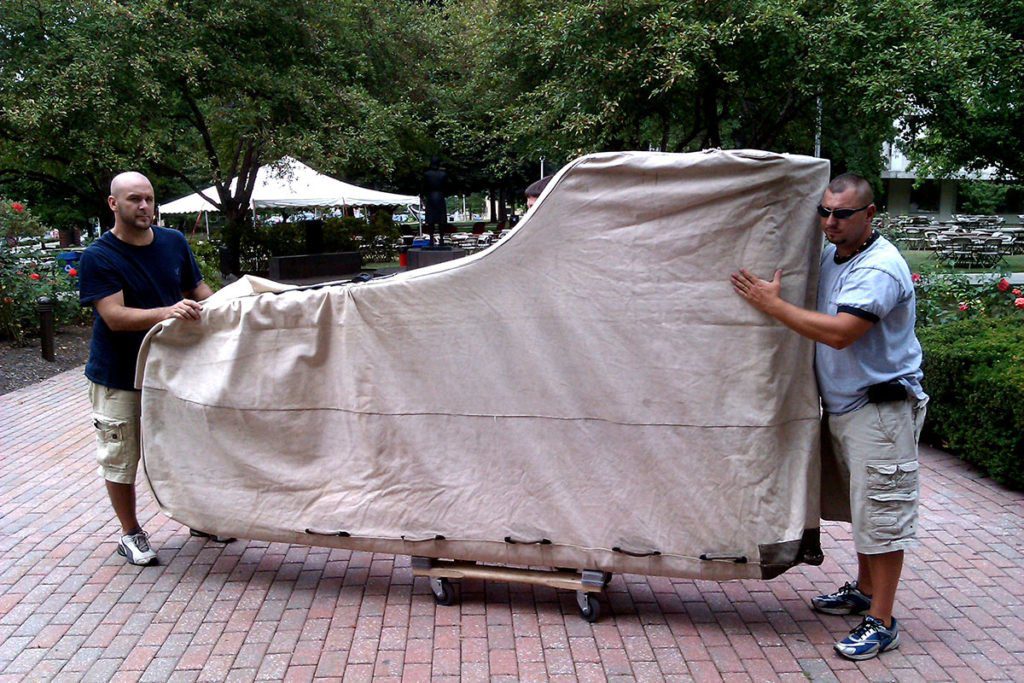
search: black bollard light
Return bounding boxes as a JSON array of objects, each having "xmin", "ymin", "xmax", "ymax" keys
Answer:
[{"xmin": 37, "ymin": 296, "xmax": 55, "ymax": 362}]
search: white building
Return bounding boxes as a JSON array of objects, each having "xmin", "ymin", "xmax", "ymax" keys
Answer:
[{"xmin": 881, "ymin": 142, "xmax": 1020, "ymax": 223}]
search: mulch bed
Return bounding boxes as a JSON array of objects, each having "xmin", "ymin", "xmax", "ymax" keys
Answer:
[{"xmin": 0, "ymin": 324, "xmax": 92, "ymax": 395}]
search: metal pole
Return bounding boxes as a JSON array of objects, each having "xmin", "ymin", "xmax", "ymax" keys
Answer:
[
  {"xmin": 37, "ymin": 296, "xmax": 55, "ymax": 362},
  {"xmin": 540, "ymin": 157, "xmax": 545, "ymax": 178},
  {"xmin": 814, "ymin": 96, "xmax": 822, "ymax": 158}
]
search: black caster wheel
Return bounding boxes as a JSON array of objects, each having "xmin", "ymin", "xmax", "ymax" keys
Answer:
[
  {"xmin": 576, "ymin": 591, "xmax": 601, "ymax": 622},
  {"xmin": 430, "ymin": 577, "xmax": 455, "ymax": 606}
]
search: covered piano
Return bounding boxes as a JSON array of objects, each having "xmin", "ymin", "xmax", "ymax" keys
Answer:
[{"xmin": 137, "ymin": 149, "xmax": 829, "ymax": 619}]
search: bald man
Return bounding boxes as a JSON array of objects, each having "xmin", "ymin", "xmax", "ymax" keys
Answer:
[{"xmin": 79, "ymin": 172, "xmax": 221, "ymax": 566}]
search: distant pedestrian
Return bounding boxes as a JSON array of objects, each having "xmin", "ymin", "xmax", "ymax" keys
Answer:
[
  {"xmin": 525, "ymin": 175, "xmax": 554, "ymax": 209},
  {"xmin": 731, "ymin": 173, "xmax": 927, "ymax": 660},
  {"xmin": 79, "ymin": 171, "xmax": 228, "ymax": 566}
]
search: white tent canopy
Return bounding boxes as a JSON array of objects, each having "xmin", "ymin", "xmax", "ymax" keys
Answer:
[{"xmin": 159, "ymin": 157, "xmax": 419, "ymax": 215}]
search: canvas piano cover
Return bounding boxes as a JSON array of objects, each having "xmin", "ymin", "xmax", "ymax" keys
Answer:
[{"xmin": 137, "ymin": 149, "xmax": 830, "ymax": 580}]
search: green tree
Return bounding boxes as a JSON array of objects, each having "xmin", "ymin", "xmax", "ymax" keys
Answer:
[
  {"xmin": 0, "ymin": 0, "xmax": 434, "ymax": 267},
  {"xmin": 3, "ymin": 0, "xmax": 1015, "ymax": 240},
  {"xmin": 409, "ymin": 1, "xmax": 538, "ymax": 219},
  {"xmin": 432, "ymin": 0, "xmax": 1013, "ymax": 189},
  {"xmin": 897, "ymin": 0, "xmax": 1023, "ymax": 182}
]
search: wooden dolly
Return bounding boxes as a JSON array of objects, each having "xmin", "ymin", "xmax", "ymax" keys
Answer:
[{"xmin": 411, "ymin": 556, "xmax": 612, "ymax": 622}]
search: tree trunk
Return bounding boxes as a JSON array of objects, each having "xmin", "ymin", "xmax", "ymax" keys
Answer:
[
  {"xmin": 220, "ymin": 206, "xmax": 251, "ymax": 276},
  {"xmin": 99, "ymin": 212, "xmax": 114, "ymax": 232},
  {"xmin": 700, "ymin": 69, "xmax": 722, "ymax": 149},
  {"xmin": 214, "ymin": 145, "xmax": 261, "ymax": 276}
]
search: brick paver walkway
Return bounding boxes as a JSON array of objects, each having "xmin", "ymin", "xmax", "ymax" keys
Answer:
[{"xmin": 2, "ymin": 369, "xmax": 1023, "ymax": 682}]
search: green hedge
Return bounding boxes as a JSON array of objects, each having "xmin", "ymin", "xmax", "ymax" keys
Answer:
[{"xmin": 919, "ymin": 318, "xmax": 1024, "ymax": 489}]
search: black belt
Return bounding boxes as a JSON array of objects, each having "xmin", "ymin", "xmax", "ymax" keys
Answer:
[{"xmin": 867, "ymin": 381, "xmax": 907, "ymax": 403}]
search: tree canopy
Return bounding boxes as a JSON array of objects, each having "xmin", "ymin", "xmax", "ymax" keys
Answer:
[
  {"xmin": 895, "ymin": 0, "xmax": 1024, "ymax": 182},
  {"xmin": 430, "ymin": 0, "xmax": 1018, "ymax": 190},
  {"xmin": 0, "ymin": 0, "xmax": 435, "ymax": 238},
  {"xmin": 0, "ymin": 0, "xmax": 1019, "ymax": 233}
]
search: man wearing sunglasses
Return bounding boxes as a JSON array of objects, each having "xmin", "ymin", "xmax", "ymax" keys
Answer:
[{"xmin": 731, "ymin": 173, "xmax": 927, "ymax": 661}]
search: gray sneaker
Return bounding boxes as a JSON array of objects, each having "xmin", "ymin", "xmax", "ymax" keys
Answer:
[
  {"xmin": 117, "ymin": 530, "xmax": 157, "ymax": 566},
  {"xmin": 811, "ymin": 581, "xmax": 871, "ymax": 615}
]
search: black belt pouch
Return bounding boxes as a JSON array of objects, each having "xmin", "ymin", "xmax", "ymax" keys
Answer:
[{"xmin": 867, "ymin": 381, "xmax": 907, "ymax": 403}]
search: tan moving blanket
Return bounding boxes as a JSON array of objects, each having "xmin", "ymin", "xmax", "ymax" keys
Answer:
[{"xmin": 138, "ymin": 149, "xmax": 829, "ymax": 580}]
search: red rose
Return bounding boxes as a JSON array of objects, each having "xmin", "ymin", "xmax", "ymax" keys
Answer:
[
  {"xmin": 68, "ymin": 268, "xmax": 78, "ymax": 277},
  {"xmin": 959, "ymin": 302, "xmax": 969, "ymax": 311},
  {"xmin": 911, "ymin": 273, "xmax": 922, "ymax": 284},
  {"xmin": 11, "ymin": 202, "xmax": 25, "ymax": 213},
  {"xmin": 29, "ymin": 273, "xmax": 40, "ymax": 280},
  {"xmin": 998, "ymin": 277, "xmax": 1011, "ymax": 292},
  {"xmin": 1016, "ymin": 298, "xmax": 1024, "ymax": 310},
  {"xmin": 1014, "ymin": 289, "xmax": 1022, "ymax": 296}
]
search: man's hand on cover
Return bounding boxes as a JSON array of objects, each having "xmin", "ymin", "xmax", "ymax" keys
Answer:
[
  {"xmin": 96, "ymin": 290, "xmax": 204, "ymax": 331},
  {"xmin": 166, "ymin": 298, "xmax": 203, "ymax": 322},
  {"xmin": 731, "ymin": 268, "xmax": 783, "ymax": 314}
]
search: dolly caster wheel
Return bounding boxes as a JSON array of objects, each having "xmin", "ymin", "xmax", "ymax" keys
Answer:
[
  {"xmin": 576, "ymin": 591, "xmax": 601, "ymax": 622},
  {"xmin": 430, "ymin": 577, "xmax": 455, "ymax": 606}
]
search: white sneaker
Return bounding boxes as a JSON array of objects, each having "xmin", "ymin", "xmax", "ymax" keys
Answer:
[{"xmin": 117, "ymin": 530, "xmax": 157, "ymax": 566}]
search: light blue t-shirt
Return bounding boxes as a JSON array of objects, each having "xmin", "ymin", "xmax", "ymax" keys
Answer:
[{"xmin": 815, "ymin": 235, "xmax": 926, "ymax": 415}]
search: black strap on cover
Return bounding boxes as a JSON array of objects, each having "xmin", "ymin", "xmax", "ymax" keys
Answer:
[
  {"xmin": 613, "ymin": 546, "xmax": 661, "ymax": 558},
  {"xmin": 504, "ymin": 536, "xmax": 552, "ymax": 545}
]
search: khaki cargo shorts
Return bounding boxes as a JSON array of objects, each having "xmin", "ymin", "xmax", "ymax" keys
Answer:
[
  {"xmin": 821, "ymin": 397, "xmax": 927, "ymax": 555},
  {"xmin": 88, "ymin": 381, "xmax": 142, "ymax": 485}
]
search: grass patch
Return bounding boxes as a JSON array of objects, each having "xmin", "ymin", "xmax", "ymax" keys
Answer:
[{"xmin": 899, "ymin": 250, "xmax": 1024, "ymax": 274}]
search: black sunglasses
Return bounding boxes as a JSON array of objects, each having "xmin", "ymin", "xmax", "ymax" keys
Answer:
[{"xmin": 817, "ymin": 204, "xmax": 871, "ymax": 220}]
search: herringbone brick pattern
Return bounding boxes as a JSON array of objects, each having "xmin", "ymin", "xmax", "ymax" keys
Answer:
[{"xmin": 2, "ymin": 369, "xmax": 1022, "ymax": 681}]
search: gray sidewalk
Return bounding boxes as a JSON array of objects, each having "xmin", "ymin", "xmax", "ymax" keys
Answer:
[{"xmin": 2, "ymin": 368, "xmax": 1023, "ymax": 681}]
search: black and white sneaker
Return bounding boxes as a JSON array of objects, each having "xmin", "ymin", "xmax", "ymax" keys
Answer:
[{"xmin": 117, "ymin": 530, "xmax": 158, "ymax": 566}]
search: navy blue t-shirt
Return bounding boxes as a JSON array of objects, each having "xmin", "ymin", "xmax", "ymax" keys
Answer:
[{"xmin": 79, "ymin": 227, "xmax": 203, "ymax": 390}]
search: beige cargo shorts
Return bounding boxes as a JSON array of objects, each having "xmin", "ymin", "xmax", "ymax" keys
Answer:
[
  {"xmin": 821, "ymin": 397, "xmax": 927, "ymax": 554},
  {"xmin": 88, "ymin": 381, "xmax": 142, "ymax": 485}
]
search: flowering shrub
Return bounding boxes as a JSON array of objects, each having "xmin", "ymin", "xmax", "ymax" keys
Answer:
[
  {"xmin": 1, "ymin": 198, "xmax": 87, "ymax": 342},
  {"xmin": 0, "ymin": 243, "xmax": 89, "ymax": 344},
  {"xmin": 913, "ymin": 266, "xmax": 1024, "ymax": 489},
  {"xmin": 0, "ymin": 198, "xmax": 47, "ymax": 239},
  {"xmin": 914, "ymin": 267, "xmax": 1024, "ymax": 327}
]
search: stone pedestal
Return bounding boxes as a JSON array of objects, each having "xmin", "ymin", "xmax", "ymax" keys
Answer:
[
  {"xmin": 407, "ymin": 247, "xmax": 466, "ymax": 270},
  {"xmin": 269, "ymin": 251, "xmax": 363, "ymax": 281}
]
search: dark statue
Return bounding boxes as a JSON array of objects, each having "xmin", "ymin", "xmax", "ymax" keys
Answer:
[{"xmin": 422, "ymin": 156, "xmax": 448, "ymax": 245}]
